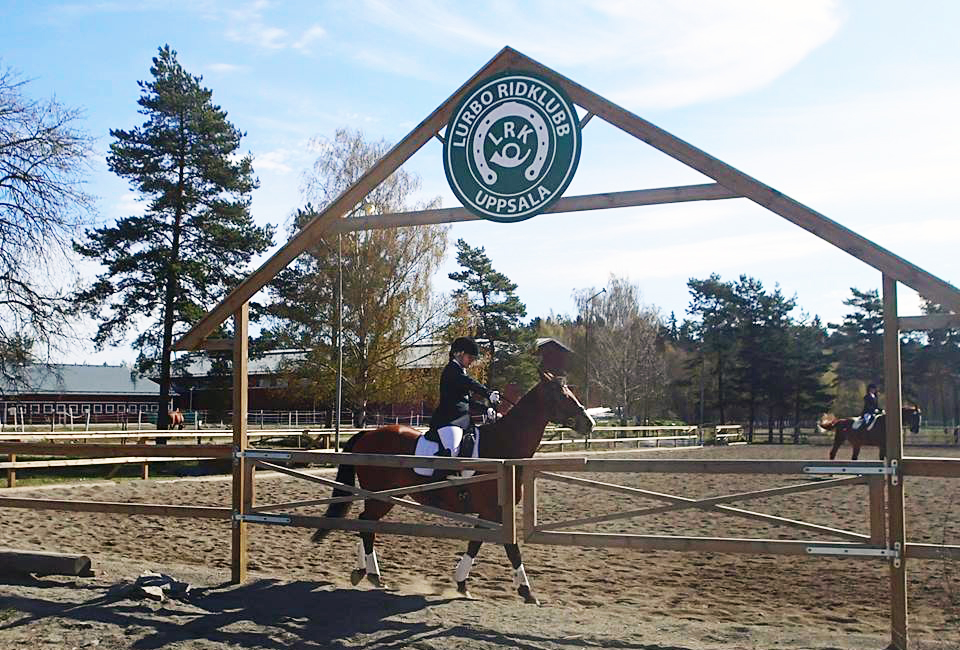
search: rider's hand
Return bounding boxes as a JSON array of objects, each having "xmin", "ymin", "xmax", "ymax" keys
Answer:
[
  {"xmin": 486, "ymin": 407, "xmax": 499, "ymax": 421},
  {"xmin": 489, "ymin": 390, "xmax": 500, "ymax": 405}
]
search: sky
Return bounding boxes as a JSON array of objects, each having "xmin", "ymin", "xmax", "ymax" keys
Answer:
[{"xmin": 3, "ymin": 0, "xmax": 958, "ymax": 366}]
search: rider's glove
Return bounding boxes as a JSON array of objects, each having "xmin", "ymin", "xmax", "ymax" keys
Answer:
[
  {"xmin": 489, "ymin": 390, "xmax": 500, "ymax": 405},
  {"xmin": 486, "ymin": 407, "xmax": 499, "ymax": 421}
]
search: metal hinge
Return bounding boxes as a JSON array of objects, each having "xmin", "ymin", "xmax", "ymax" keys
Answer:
[
  {"xmin": 235, "ymin": 450, "xmax": 292, "ymax": 461},
  {"xmin": 234, "ymin": 513, "xmax": 291, "ymax": 524},
  {"xmin": 806, "ymin": 545, "xmax": 899, "ymax": 559},
  {"xmin": 803, "ymin": 464, "xmax": 894, "ymax": 476}
]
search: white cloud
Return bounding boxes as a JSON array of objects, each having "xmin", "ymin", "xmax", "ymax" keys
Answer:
[
  {"xmin": 350, "ymin": 0, "xmax": 842, "ymax": 109},
  {"xmin": 254, "ymin": 148, "xmax": 294, "ymax": 174},
  {"xmin": 293, "ymin": 24, "xmax": 326, "ymax": 52},
  {"xmin": 205, "ymin": 62, "xmax": 244, "ymax": 73}
]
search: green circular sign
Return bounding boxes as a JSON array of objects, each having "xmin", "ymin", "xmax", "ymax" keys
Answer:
[{"xmin": 443, "ymin": 71, "xmax": 582, "ymax": 223}]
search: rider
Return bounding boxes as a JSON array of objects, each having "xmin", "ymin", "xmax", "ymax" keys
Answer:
[
  {"xmin": 430, "ymin": 337, "xmax": 499, "ymax": 459},
  {"xmin": 861, "ymin": 383, "xmax": 882, "ymax": 429}
]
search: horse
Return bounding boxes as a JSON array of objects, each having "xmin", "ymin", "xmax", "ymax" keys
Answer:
[
  {"xmin": 310, "ymin": 371, "xmax": 595, "ymax": 604},
  {"xmin": 168, "ymin": 408, "xmax": 186, "ymax": 430},
  {"xmin": 819, "ymin": 405, "xmax": 922, "ymax": 460}
]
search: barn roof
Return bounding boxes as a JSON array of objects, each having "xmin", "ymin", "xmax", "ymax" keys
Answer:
[{"xmin": 1, "ymin": 364, "xmax": 159, "ymax": 397}]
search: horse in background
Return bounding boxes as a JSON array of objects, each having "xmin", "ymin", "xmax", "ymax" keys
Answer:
[
  {"xmin": 168, "ymin": 408, "xmax": 186, "ymax": 430},
  {"xmin": 310, "ymin": 371, "xmax": 595, "ymax": 604},
  {"xmin": 819, "ymin": 405, "xmax": 922, "ymax": 460}
]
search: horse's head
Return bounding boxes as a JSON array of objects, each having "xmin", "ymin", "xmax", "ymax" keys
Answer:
[
  {"xmin": 903, "ymin": 404, "xmax": 922, "ymax": 434},
  {"xmin": 539, "ymin": 371, "xmax": 595, "ymax": 436}
]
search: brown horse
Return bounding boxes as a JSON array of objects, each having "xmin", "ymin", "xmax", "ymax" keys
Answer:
[
  {"xmin": 820, "ymin": 405, "xmax": 922, "ymax": 460},
  {"xmin": 310, "ymin": 371, "xmax": 594, "ymax": 604}
]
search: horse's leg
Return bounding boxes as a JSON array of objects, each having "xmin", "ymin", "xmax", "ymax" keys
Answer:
[
  {"xmin": 851, "ymin": 440, "xmax": 861, "ymax": 461},
  {"xmin": 351, "ymin": 502, "xmax": 391, "ymax": 589},
  {"xmin": 829, "ymin": 430, "xmax": 843, "ymax": 460},
  {"xmin": 455, "ymin": 538, "xmax": 483, "ymax": 598},
  {"xmin": 503, "ymin": 543, "xmax": 538, "ymax": 605}
]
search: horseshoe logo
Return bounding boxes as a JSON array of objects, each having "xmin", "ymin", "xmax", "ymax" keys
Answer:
[
  {"xmin": 443, "ymin": 71, "xmax": 581, "ymax": 223},
  {"xmin": 472, "ymin": 101, "xmax": 549, "ymax": 186}
]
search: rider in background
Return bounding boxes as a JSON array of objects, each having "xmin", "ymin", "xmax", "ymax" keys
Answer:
[
  {"xmin": 862, "ymin": 383, "xmax": 882, "ymax": 429},
  {"xmin": 430, "ymin": 337, "xmax": 499, "ymax": 457}
]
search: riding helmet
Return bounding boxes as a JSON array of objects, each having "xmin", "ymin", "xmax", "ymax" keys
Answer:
[{"xmin": 450, "ymin": 337, "xmax": 480, "ymax": 356}]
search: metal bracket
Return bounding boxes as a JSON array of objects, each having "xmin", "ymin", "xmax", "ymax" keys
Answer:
[
  {"xmin": 888, "ymin": 459, "xmax": 900, "ymax": 486},
  {"xmin": 235, "ymin": 450, "xmax": 292, "ymax": 461},
  {"xmin": 803, "ymin": 465, "xmax": 893, "ymax": 475},
  {"xmin": 806, "ymin": 545, "xmax": 899, "ymax": 559},
  {"xmin": 892, "ymin": 541, "xmax": 902, "ymax": 567},
  {"xmin": 234, "ymin": 513, "xmax": 292, "ymax": 525}
]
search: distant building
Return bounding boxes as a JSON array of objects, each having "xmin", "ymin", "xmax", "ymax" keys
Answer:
[
  {"xmin": 171, "ymin": 342, "xmax": 450, "ymax": 413},
  {"xmin": 536, "ymin": 338, "xmax": 574, "ymax": 375},
  {"xmin": 0, "ymin": 364, "xmax": 166, "ymax": 425}
]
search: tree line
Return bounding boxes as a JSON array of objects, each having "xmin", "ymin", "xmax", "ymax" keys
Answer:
[{"xmin": 2, "ymin": 46, "xmax": 957, "ymax": 432}]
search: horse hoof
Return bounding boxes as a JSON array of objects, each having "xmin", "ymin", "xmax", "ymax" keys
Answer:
[
  {"xmin": 518, "ymin": 585, "xmax": 539, "ymax": 605},
  {"xmin": 367, "ymin": 573, "xmax": 386, "ymax": 589},
  {"xmin": 350, "ymin": 569, "xmax": 366, "ymax": 586},
  {"xmin": 456, "ymin": 581, "xmax": 473, "ymax": 599}
]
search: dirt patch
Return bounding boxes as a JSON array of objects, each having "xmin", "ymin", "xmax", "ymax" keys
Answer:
[{"xmin": 1, "ymin": 444, "xmax": 958, "ymax": 649}]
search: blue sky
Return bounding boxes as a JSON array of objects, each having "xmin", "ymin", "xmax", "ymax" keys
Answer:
[{"xmin": 3, "ymin": 1, "xmax": 958, "ymax": 365}]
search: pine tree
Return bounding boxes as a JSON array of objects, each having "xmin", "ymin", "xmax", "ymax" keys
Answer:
[
  {"xmin": 73, "ymin": 45, "xmax": 274, "ymax": 427},
  {"xmin": 448, "ymin": 239, "xmax": 533, "ymax": 387},
  {"xmin": 827, "ymin": 288, "xmax": 884, "ymax": 413}
]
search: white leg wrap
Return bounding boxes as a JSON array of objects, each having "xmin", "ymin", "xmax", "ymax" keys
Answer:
[
  {"xmin": 454, "ymin": 554, "xmax": 474, "ymax": 582},
  {"xmin": 512, "ymin": 564, "xmax": 530, "ymax": 589},
  {"xmin": 356, "ymin": 539, "xmax": 366, "ymax": 570},
  {"xmin": 365, "ymin": 549, "xmax": 381, "ymax": 576}
]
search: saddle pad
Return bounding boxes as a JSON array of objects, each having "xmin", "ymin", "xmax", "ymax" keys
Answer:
[{"xmin": 413, "ymin": 431, "xmax": 480, "ymax": 477}]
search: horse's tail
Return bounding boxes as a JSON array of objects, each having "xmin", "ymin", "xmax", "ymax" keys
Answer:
[
  {"xmin": 311, "ymin": 430, "xmax": 365, "ymax": 544},
  {"xmin": 817, "ymin": 414, "xmax": 838, "ymax": 432}
]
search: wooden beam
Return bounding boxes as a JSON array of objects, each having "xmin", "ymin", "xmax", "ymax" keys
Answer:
[
  {"xmin": 0, "ymin": 456, "xmax": 215, "ymax": 469},
  {"xmin": 231, "ymin": 303, "xmax": 249, "ymax": 584},
  {"xmin": 900, "ymin": 457, "xmax": 960, "ymax": 478},
  {"xmin": 0, "ymin": 496, "xmax": 229, "ymax": 519},
  {"xmin": 869, "ymin": 476, "xmax": 886, "ymax": 546},
  {"xmin": 507, "ymin": 49, "xmax": 960, "ymax": 311},
  {"xmin": 526, "ymin": 531, "xmax": 886, "ymax": 557},
  {"xmin": 898, "ymin": 313, "xmax": 960, "ymax": 331},
  {"xmin": 0, "ymin": 443, "xmax": 232, "ymax": 458},
  {"xmin": 173, "ymin": 47, "xmax": 518, "ymax": 352},
  {"xmin": 905, "ymin": 543, "xmax": 960, "ymax": 561},
  {"xmin": 883, "ymin": 275, "xmax": 909, "ymax": 650},
  {"xmin": 198, "ymin": 338, "xmax": 234, "ymax": 351},
  {"xmin": 256, "ymin": 461, "xmax": 500, "ymax": 529},
  {"xmin": 0, "ymin": 548, "xmax": 91, "ymax": 576},
  {"xmin": 328, "ymin": 184, "xmax": 738, "ymax": 232}
]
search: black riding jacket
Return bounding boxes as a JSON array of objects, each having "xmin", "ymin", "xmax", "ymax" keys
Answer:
[
  {"xmin": 862, "ymin": 392, "xmax": 880, "ymax": 417},
  {"xmin": 430, "ymin": 358, "xmax": 491, "ymax": 430}
]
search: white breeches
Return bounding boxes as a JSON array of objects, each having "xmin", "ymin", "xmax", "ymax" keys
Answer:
[{"xmin": 438, "ymin": 425, "xmax": 463, "ymax": 454}]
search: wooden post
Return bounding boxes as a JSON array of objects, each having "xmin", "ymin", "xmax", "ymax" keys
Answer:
[
  {"xmin": 231, "ymin": 302, "xmax": 249, "ymax": 584},
  {"xmin": 522, "ymin": 468, "xmax": 537, "ymax": 541},
  {"xmin": 6, "ymin": 454, "xmax": 15, "ymax": 488},
  {"xmin": 499, "ymin": 465, "xmax": 516, "ymax": 544},
  {"xmin": 141, "ymin": 462, "xmax": 149, "ymax": 481},
  {"xmin": 868, "ymin": 476, "xmax": 886, "ymax": 545},
  {"xmin": 882, "ymin": 274, "xmax": 908, "ymax": 649}
]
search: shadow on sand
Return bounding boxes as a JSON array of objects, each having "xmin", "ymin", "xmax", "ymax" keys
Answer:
[{"xmin": 0, "ymin": 575, "xmax": 729, "ymax": 649}]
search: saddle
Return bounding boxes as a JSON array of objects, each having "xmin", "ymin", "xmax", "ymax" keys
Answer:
[
  {"xmin": 853, "ymin": 412, "xmax": 882, "ymax": 431},
  {"xmin": 423, "ymin": 425, "xmax": 477, "ymax": 459},
  {"xmin": 414, "ymin": 425, "xmax": 478, "ymax": 478}
]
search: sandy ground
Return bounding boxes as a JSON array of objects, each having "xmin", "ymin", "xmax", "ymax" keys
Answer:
[{"xmin": 0, "ymin": 443, "xmax": 958, "ymax": 650}]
